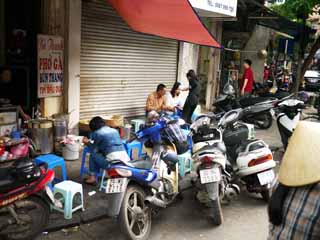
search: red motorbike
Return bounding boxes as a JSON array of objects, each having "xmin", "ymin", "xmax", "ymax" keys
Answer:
[{"xmin": 0, "ymin": 159, "xmax": 55, "ymax": 240}]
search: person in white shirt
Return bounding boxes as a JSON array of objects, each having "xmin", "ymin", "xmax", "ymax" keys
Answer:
[{"xmin": 165, "ymin": 82, "xmax": 184, "ymax": 114}]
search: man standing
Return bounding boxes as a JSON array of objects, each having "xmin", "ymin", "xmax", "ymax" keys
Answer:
[
  {"xmin": 241, "ymin": 59, "xmax": 254, "ymax": 95},
  {"xmin": 146, "ymin": 84, "xmax": 174, "ymax": 114}
]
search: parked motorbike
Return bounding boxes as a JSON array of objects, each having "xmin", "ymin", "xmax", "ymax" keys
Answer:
[
  {"xmin": 0, "ymin": 159, "xmax": 55, "ymax": 240},
  {"xmin": 253, "ymin": 82, "xmax": 290, "ymax": 99},
  {"xmin": 190, "ymin": 115, "xmax": 240, "ymax": 225},
  {"xmin": 213, "ymin": 84, "xmax": 276, "ymax": 129},
  {"xmin": 275, "ymin": 68, "xmax": 293, "ymax": 92},
  {"xmin": 272, "ymin": 97, "xmax": 304, "ymax": 149},
  {"xmin": 104, "ymin": 115, "xmax": 185, "ymax": 240},
  {"xmin": 217, "ymin": 109, "xmax": 276, "ymax": 201}
]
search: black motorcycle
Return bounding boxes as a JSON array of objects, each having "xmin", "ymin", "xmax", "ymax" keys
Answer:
[
  {"xmin": 213, "ymin": 88, "xmax": 275, "ymax": 129},
  {"xmin": 253, "ymin": 82, "xmax": 290, "ymax": 100}
]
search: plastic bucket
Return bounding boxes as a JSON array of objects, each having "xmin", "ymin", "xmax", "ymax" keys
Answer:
[
  {"xmin": 11, "ymin": 130, "xmax": 21, "ymax": 140},
  {"xmin": 123, "ymin": 124, "xmax": 132, "ymax": 141},
  {"xmin": 62, "ymin": 143, "xmax": 80, "ymax": 161}
]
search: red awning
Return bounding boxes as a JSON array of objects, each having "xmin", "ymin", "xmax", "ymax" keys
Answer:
[{"xmin": 107, "ymin": 0, "xmax": 221, "ymax": 48}]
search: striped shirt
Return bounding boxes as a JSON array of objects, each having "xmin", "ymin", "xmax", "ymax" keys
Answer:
[{"xmin": 268, "ymin": 182, "xmax": 320, "ymax": 240}]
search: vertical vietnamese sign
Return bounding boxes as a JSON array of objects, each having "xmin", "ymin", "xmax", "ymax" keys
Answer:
[{"xmin": 37, "ymin": 35, "xmax": 64, "ymax": 98}]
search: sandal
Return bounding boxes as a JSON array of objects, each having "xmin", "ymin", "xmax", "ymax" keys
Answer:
[{"xmin": 84, "ymin": 177, "xmax": 97, "ymax": 186}]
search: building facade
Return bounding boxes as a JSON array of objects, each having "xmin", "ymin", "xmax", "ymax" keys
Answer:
[{"xmin": 0, "ymin": 0, "xmax": 237, "ymax": 132}]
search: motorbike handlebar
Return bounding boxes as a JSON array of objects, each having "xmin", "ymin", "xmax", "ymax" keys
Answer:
[{"xmin": 126, "ymin": 134, "xmax": 138, "ymax": 143}]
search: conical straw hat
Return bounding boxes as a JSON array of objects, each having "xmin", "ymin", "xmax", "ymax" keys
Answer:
[{"xmin": 279, "ymin": 121, "xmax": 320, "ymax": 187}]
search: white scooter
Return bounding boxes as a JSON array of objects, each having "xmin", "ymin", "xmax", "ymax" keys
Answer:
[
  {"xmin": 272, "ymin": 98, "xmax": 304, "ymax": 149},
  {"xmin": 218, "ymin": 109, "xmax": 276, "ymax": 202},
  {"xmin": 190, "ymin": 115, "xmax": 240, "ymax": 226}
]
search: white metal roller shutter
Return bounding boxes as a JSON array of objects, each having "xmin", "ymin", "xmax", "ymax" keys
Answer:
[{"xmin": 80, "ymin": 0, "xmax": 178, "ymax": 119}]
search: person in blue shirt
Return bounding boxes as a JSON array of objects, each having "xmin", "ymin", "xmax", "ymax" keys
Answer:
[{"xmin": 82, "ymin": 116, "xmax": 130, "ymax": 184}]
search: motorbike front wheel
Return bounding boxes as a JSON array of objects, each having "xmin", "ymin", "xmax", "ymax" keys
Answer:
[
  {"xmin": 0, "ymin": 196, "xmax": 49, "ymax": 240},
  {"xmin": 254, "ymin": 112, "xmax": 273, "ymax": 129},
  {"xmin": 119, "ymin": 185, "xmax": 152, "ymax": 240}
]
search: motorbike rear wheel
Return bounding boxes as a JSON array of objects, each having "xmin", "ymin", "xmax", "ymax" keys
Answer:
[
  {"xmin": 119, "ymin": 185, "xmax": 152, "ymax": 240},
  {"xmin": 254, "ymin": 112, "xmax": 273, "ymax": 129},
  {"xmin": 210, "ymin": 198, "xmax": 223, "ymax": 226},
  {"xmin": 261, "ymin": 188, "xmax": 273, "ymax": 202},
  {"xmin": 0, "ymin": 196, "xmax": 49, "ymax": 240}
]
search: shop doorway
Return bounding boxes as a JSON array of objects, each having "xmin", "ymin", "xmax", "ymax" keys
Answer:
[{"xmin": 0, "ymin": 0, "xmax": 41, "ymax": 114}]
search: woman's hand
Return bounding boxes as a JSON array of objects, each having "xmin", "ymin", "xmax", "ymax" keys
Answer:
[
  {"xmin": 181, "ymin": 87, "xmax": 189, "ymax": 91},
  {"xmin": 82, "ymin": 137, "xmax": 89, "ymax": 144}
]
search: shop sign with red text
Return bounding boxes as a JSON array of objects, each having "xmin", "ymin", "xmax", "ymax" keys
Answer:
[{"xmin": 37, "ymin": 35, "xmax": 64, "ymax": 98}]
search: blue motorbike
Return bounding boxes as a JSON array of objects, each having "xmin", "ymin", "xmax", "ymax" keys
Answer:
[{"xmin": 104, "ymin": 116, "xmax": 186, "ymax": 240}]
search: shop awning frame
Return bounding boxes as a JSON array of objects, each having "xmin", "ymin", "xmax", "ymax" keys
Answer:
[{"xmin": 107, "ymin": 0, "xmax": 222, "ymax": 48}]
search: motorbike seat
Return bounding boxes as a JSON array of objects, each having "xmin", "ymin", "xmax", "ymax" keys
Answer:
[
  {"xmin": 130, "ymin": 159, "xmax": 153, "ymax": 170},
  {"xmin": 239, "ymin": 97, "xmax": 273, "ymax": 107},
  {"xmin": 0, "ymin": 167, "xmax": 11, "ymax": 180},
  {"xmin": 0, "ymin": 177, "xmax": 15, "ymax": 194},
  {"xmin": 0, "ymin": 168, "xmax": 41, "ymax": 194},
  {"xmin": 198, "ymin": 143, "xmax": 226, "ymax": 154}
]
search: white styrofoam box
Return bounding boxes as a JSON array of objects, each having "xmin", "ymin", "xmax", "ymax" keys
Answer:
[{"xmin": 0, "ymin": 124, "xmax": 17, "ymax": 136}]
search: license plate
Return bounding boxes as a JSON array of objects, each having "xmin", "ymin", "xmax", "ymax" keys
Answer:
[
  {"xmin": 200, "ymin": 168, "xmax": 221, "ymax": 184},
  {"xmin": 105, "ymin": 178, "xmax": 127, "ymax": 193},
  {"xmin": 257, "ymin": 170, "xmax": 275, "ymax": 186}
]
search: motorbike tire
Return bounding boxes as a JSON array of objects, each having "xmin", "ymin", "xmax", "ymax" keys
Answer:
[
  {"xmin": 210, "ymin": 198, "xmax": 223, "ymax": 226},
  {"xmin": 254, "ymin": 112, "xmax": 273, "ymax": 129},
  {"xmin": 119, "ymin": 185, "xmax": 152, "ymax": 240},
  {"xmin": 1, "ymin": 196, "xmax": 49, "ymax": 240},
  {"xmin": 261, "ymin": 188, "xmax": 272, "ymax": 203}
]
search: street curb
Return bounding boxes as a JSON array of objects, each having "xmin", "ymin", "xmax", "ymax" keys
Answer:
[
  {"xmin": 80, "ymin": 208, "xmax": 109, "ymax": 223},
  {"xmin": 45, "ymin": 216, "xmax": 81, "ymax": 232},
  {"xmin": 45, "ymin": 208, "xmax": 109, "ymax": 232}
]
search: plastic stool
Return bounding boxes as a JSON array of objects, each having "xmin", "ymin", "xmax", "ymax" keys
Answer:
[
  {"xmin": 178, "ymin": 151, "xmax": 193, "ymax": 177},
  {"xmin": 35, "ymin": 154, "xmax": 67, "ymax": 189},
  {"xmin": 123, "ymin": 140, "xmax": 143, "ymax": 160},
  {"xmin": 181, "ymin": 129, "xmax": 193, "ymax": 151},
  {"xmin": 99, "ymin": 170, "xmax": 107, "ymax": 192},
  {"xmin": 80, "ymin": 146, "xmax": 103, "ymax": 180},
  {"xmin": 52, "ymin": 180, "xmax": 84, "ymax": 219},
  {"xmin": 131, "ymin": 119, "xmax": 145, "ymax": 133}
]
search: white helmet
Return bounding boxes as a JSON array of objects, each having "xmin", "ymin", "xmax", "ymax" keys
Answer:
[{"xmin": 223, "ymin": 83, "xmax": 236, "ymax": 95}]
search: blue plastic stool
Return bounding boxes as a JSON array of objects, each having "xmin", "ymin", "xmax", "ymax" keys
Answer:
[
  {"xmin": 99, "ymin": 170, "xmax": 107, "ymax": 192},
  {"xmin": 191, "ymin": 112, "xmax": 199, "ymax": 123},
  {"xmin": 79, "ymin": 146, "xmax": 103, "ymax": 179},
  {"xmin": 131, "ymin": 119, "xmax": 145, "ymax": 133},
  {"xmin": 123, "ymin": 140, "xmax": 143, "ymax": 160},
  {"xmin": 181, "ymin": 129, "xmax": 193, "ymax": 151},
  {"xmin": 178, "ymin": 151, "xmax": 193, "ymax": 177},
  {"xmin": 35, "ymin": 154, "xmax": 67, "ymax": 189}
]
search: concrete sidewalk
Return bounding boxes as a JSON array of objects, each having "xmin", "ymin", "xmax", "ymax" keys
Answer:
[{"xmin": 41, "ymin": 123, "xmax": 283, "ymax": 239}]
